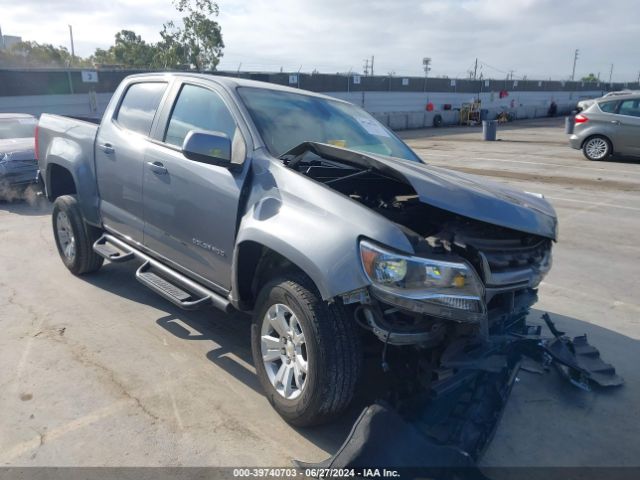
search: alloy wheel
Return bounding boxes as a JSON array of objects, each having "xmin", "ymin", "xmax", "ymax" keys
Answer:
[
  {"xmin": 585, "ymin": 138, "xmax": 608, "ymax": 160},
  {"xmin": 56, "ymin": 211, "xmax": 76, "ymax": 261},
  {"xmin": 260, "ymin": 303, "xmax": 308, "ymax": 400}
]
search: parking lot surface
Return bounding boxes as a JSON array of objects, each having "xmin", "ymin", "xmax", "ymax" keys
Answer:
[{"xmin": 1, "ymin": 117, "xmax": 639, "ymax": 467}]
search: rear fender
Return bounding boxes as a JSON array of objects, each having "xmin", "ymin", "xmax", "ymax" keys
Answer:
[{"xmin": 45, "ymin": 137, "xmax": 100, "ymax": 226}]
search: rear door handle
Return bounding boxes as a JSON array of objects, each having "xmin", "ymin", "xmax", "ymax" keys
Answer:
[
  {"xmin": 98, "ymin": 143, "xmax": 115, "ymax": 154},
  {"xmin": 610, "ymin": 120, "xmax": 621, "ymax": 125},
  {"xmin": 147, "ymin": 161, "xmax": 168, "ymax": 175}
]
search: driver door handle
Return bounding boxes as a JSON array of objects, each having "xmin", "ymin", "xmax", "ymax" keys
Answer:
[
  {"xmin": 147, "ymin": 161, "xmax": 168, "ymax": 175},
  {"xmin": 98, "ymin": 143, "xmax": 115, "ymax": 154}
]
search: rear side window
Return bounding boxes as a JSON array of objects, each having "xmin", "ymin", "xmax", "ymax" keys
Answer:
[
  {"xmin": 598, "ymin": 101, "xmax": 618, "ymax": 113},
  {"xmin": 164, "ymin": 84, "xmax": 237, "ymax": 147},
  {"xmin": 116, "ymin": 82, "xmax": 167, "ymax": 135},
  {"xmin": 618, "ymin": 99, "xmax": 640, "ymax": 117}
]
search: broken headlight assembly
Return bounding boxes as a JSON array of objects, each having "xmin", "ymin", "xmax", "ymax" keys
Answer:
[{"xmin": 359, "ymin": 240, "xmax": 486, "ymax": 322}]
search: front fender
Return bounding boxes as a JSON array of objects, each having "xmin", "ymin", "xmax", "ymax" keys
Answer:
[{"xmin": 234, "ymin": 183, "xmax": 414, "ymax": 301}]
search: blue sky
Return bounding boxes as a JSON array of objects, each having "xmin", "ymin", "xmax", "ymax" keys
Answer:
[{"xmin": 1, "ymin": 0, "xmax": 638, "ymax": 81}]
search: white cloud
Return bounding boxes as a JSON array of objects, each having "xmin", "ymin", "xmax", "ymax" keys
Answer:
[{"xmin": 0, "ymin": 0, "xmax": 638, "ymax": 81}]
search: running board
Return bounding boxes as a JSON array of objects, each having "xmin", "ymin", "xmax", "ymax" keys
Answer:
[
  {"xmin": 93, "ymin": 235, "xmax": 135, "ymax": 263},
  {"xmin": 136, "ymin": 262, "xmax": 212, "ymax": 310},
  {"xmin": 93, "ymin": 234, "xmax": 232, "ymax": 313}
]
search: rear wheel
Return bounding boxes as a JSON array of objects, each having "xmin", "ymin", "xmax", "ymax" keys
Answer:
[
  {"xmin": 52, "ymin": 195, "xmax": 104, "ymax": 275},
  {"xmin": 251, "ymin": 273, "xmax": 362, "ymax": 427},
  {"xmin": 583, "ymin": 135, "xmax": 611, "ymax": 161}
]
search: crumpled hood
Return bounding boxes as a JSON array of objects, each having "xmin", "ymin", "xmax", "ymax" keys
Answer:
[
  {"xmin": 0, "ymin": 138, "xmax": 36, "ymax": 161},
  {"xmin": 378, "ymin": 155, "xmax": 558, "ymax": 240},
  {"xmin": 290, "ymin": 142, "xmax": 558, "ymax": 240}
]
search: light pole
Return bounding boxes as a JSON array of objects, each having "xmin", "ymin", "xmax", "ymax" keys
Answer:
[
  {"xmin": 422, "ymin": 57, "xmax": 431, "ymax": 92},
  {"xmin": 571, "ymin": 49, "xmax": 579, "ymax": 81},
  {"xmin": 609, "ymin": 64, "xmax": 614, "ymax": 86},
  {"xmin": 68, "ymin": 25, "xmax": 75, "ymax": 67}
]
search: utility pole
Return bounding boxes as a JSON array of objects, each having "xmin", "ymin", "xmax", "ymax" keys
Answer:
[
  {"xmin": 571, "ymin": 49, "xmax": 579, "ymax": 81},
  {"xmin": 363, "ymin": 58, "xmax": 369, "ymax": 76},
  {"xmin": 473, "ymin": 57, "xmax": 478, "ymax": 80},
  {"xmin": 370, "ymin": 55, "xmax": 375, "ymax": 76},
  {"xmin": 609, "ymin": 64, "xmax": 614, "ymax": 85},
  {"xmin": 68, "ymin": 25, "xmax": 75, "ymax": 67},
  {"xmin": 422, "ymin": 57, "xmax": 431, "ymax": 93},
  {"xmin": 508, "ymin": 70, "xmax": 515, "ymax": 80}
]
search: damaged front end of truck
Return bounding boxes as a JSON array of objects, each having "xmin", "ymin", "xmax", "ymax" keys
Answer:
[{"xmin": 282, "ymin": 142, "xmax": 622, "ymax": 474}]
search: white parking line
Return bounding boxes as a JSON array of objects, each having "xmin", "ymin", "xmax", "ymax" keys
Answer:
[
  {"xmin": 546, "ymin": 195, "xmax": 640, "ymax": 213},
  {"xmin": 421, "ymin": 151, "xmax": 640, "ymax": 176}
]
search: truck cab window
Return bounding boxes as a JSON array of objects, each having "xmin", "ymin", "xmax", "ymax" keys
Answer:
[
  {"xmin": 165, "ymin": 84, "xmax": 238, "ymax": 148},
  {"xmin": 116, "ymin": 82, "xmax": 168, "ymax": 135}
]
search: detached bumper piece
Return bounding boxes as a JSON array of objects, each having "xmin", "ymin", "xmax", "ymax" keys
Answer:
[
  {"xmin": 298, "ymin": 313, "xmax": 623, "ymax": 478},
  {"xmin": 541, "ymin": 313, "xmax": 624, "ymax": 389},
  {"xmin": 295, "ymin": 403, "xmax": 481, "ymax": 480}
]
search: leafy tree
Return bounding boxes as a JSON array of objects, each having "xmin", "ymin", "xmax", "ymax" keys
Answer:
[
  {"xmin": 113, "ymin": 30, "xmax": 156, "ymax": 67},
  {"xmin": 89, "ymin": 30, "xmax": 156, "ymax": 68},
  {"xmin": 0, "ymin": 41, "xmax": 88, "ymax": 68},
  {"xmin": 154, "ymin": 21, "xmax": 187, "ymax": 69},
  {"xmin": 88, "ymin": 48, "xmax": 115, "ymax": 66},
  {"xmin": 1, "ymin": 0, "xmax": 226, "ymax": 71},
  {"xmin": 581, "ymin": 73, "xmax": 598, "ymax": 83},
  {"xmin": 164, "ymin": 0, "xmax": 224, "ymax": 71}
]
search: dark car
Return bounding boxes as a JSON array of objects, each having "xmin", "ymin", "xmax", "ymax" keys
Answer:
[{"xmin": 0, "ymin": 113, "xmax": 38, "ymax": 199}]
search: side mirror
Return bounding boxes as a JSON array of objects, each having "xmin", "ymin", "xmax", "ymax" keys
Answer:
[{"xmin": 182, "ymin": 130, "xmax": 232, "ymax": 166}]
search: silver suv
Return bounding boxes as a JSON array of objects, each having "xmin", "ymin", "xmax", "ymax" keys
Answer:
[{"xmin": 570, "ymin": 94, "xmax": 640, "ymax": 160}]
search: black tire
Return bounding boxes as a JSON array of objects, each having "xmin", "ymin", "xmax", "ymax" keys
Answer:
[
  {"xmin": 582, "ymin": 135, "xmax": 612, "ymax": 161},
  {"xmin": 251, "ymin": 273, "xmax": 362, "ymax": 427},
  {"xmin": 52, "ymin": 195, "xmax": 104, "ymax": 275},
  {"xmin": 433, "ymin": 114, "xmax": 443, "ymax": 127}
]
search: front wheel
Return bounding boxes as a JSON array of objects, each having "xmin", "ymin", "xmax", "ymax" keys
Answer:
[
  {"xmin": 251, "ymin": 273, "xmax": 362, "ymax": 427},
  {"xmin": 583, "ymin": 135, "xmax": 611, "ymax": 161},
  {"xmin": 52, "ymin": 195, "xmax": 104, "ymax": 275}
]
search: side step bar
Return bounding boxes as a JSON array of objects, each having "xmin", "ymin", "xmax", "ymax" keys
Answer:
[
  {"xmin": 93, "ymin": 234, "xmax": 232, "ymax": 313},
  {"xmin": 93, "ymin": 235, "xmax": 135, "ymax": 263}
]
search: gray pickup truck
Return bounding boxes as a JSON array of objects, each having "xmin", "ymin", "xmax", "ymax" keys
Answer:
[{"xmin": 37, "ymin": 73, "xmax": 557, "ymax": 427}]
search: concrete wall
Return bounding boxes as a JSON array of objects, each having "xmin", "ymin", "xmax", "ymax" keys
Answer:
[
  {"xmin": 328, "ymin": 90, "xmax": 599, "ymax": 113},
  {"xmin": 0, "ymin": 89, "xmax": 593, "ymax": 130},
  {"xmin": 0, "ymin": 92, "xmax": 112, "ymax": 118}
]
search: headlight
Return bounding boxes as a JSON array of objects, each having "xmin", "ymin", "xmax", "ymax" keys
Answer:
[{"xmin": 359, "ymin": 240, "xmax": 485, "ymax": 322}]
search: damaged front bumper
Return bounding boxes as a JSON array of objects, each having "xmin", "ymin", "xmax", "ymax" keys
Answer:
[{"xmin": 298, "ymin": 313, "xmax": 623, "ymax": 476}]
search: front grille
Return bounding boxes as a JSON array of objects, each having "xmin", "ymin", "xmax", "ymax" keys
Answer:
[
  {"xmin": 478, "ymin": 238, "xmax": 550, "ymax": 273},
  {"xmin": 455, "ymin": 233, "xmax": 552, "ymax": 288}
]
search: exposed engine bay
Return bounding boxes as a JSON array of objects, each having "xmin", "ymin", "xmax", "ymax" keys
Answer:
[
  {"xmin": 284, "ymin": 143, "xmax": 622, "ymax": 475},
  {"xmin": 283, "ymin": 142, "xmax": 552, "ymax": 345}
]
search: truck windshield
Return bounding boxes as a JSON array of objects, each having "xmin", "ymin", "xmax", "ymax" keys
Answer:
[{"xmin": 238, "ymin": 87, "xmax": 421, "ymax": 162}]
